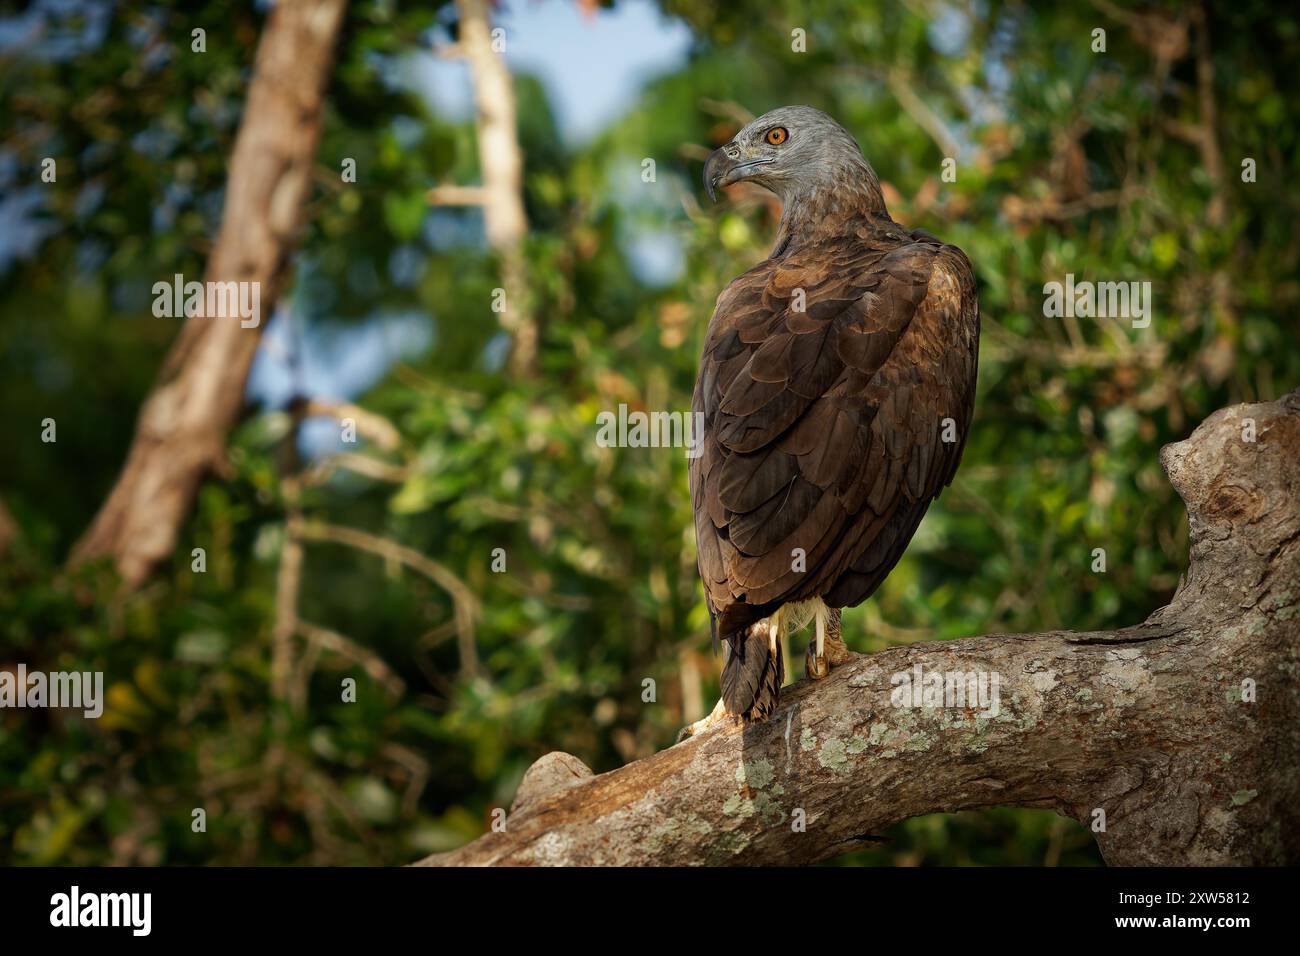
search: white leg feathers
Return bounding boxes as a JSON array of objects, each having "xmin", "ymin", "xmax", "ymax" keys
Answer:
[{"xmin": 807, "ymin": 602, "xmax": 830, "ymax": 679}]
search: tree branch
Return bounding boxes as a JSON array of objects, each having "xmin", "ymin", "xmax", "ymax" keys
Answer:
[
  {"xmin": 295, "ymin": 521, "xmax": 482, "ymax": 678},
  {"xmin": 447, "ymin": 0, "xmax": 537, "ymax": 376},
  {"xmin": 69, "ymin": 0, "xmax": 347, "ymax": 589},
  {"xmin": 417, "ymin": 390, "xmax": 1300, "ymax": 866}
]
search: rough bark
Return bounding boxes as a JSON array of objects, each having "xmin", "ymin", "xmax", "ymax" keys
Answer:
[
  {"xmin": 418, "ymin": 390, "xmax": 1300, "ymax": 866},
  {"xmin": 70, "ymin": 0, "xmax": 347, "ymax": 589}
]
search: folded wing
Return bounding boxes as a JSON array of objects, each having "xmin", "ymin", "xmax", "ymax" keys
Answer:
[{"xmin": 691, "ymin": 226, "xmax": 979, "ymax": 637}]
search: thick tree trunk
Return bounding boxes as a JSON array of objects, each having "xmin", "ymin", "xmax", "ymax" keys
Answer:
[
  {"xmin": 418, "ymin": 390, "xmax": 1300, "ymax": 866},
  {"xmin": 70, "ymin": 0, "xmax": 347, "ymax": 588}
]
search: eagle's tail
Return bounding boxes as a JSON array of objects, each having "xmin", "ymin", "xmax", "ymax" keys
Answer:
[{"xmin": 720, "ymin": 615, "xmax": 784, "ymax": 722}]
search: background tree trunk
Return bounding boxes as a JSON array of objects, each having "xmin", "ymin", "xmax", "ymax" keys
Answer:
[
  {"xmin": 429, "ymin": 0, "xmax": 537, "ymax": 376},
  {"xmin": 70, "ymin": 0, "xmax": 347, "ymax": 589},
  {"xmin": 418, "ymin": 390, "xmax": 1300, "ymax": 866}
]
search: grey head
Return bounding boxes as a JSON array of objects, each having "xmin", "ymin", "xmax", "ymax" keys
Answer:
[{"xmin": 703, "ymin": 105, "xmax": 884, "ymax": 211}]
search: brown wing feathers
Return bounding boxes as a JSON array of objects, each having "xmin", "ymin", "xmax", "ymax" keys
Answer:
[{"xmin": 691, "ymin": 224, "xmax": 979, "ymax": 641}]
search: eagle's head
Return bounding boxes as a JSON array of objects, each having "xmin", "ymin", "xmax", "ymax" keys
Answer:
[{"xmin": 703, "ymin": 105, "xmax": 882, "ymax": 208}]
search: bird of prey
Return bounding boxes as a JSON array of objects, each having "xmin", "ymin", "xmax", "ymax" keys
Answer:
[{"xmin": 682, "ymin": 105, "xmax": 979, "ymax": 738}]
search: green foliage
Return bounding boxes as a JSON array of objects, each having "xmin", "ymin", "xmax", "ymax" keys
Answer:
[{"xmin": 2, "ymin": 0, "xmax": 1297, "ymax": 866}]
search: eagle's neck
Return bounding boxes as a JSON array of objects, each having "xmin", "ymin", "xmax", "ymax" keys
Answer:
[{"xmin": 771, "ymin": 169, "xmax": 889, "ymax": 258}]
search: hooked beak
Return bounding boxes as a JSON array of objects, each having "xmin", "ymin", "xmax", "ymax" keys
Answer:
[{"xmin": 704, "ymin": 147, "xmax": 772, "ymax": 202}]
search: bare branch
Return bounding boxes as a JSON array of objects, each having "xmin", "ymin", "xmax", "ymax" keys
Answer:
[
  {"xmin": 298, "ymin": 619, "xmax": 406, "ymax": 698},
  {"xmin": 426, "ymin": 184, "xmax": 490, "ymax": 207},
  {"xmin": 301, "ymin": 399, "xmax": 402, "ymax": 452},
  {"xmin": 452, "ymin": 0, "xmax": 537, "ymax": 375},
  {"xmin": 296, "ymin": 521, "xmax": 481, "ymax": 678},
  {"xmin": 271, "ymin": 505, "xmax": 306, "ymax": 710},
  {"xmin": 886, "ymin": 69, "xmax": 962, "ymax": 159},
  {"xmin": 697, "ymin": 98, "xmax": 755, "ymax": 127}
]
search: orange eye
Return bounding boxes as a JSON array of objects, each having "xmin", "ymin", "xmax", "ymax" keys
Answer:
[{"xmin": 765, "ymin": 127, "xmax": 788, "ymax": 145}]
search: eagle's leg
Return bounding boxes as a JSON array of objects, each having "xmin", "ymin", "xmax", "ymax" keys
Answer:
[
  {"xmin": 679, "ymin": 611, "xmax": 787, "ymax": 741},
  {"xmin": 675, "ymin": 696, "xmax": 730, "ymax": 743},
  {"xmin": 806, "ymin": 605, "xmax": 851, "ymax": 679}
]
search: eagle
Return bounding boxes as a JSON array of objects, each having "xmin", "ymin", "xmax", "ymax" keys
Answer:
[{"xmin": 681, "ymin": 105, "xmax": 979, "ymax": 739}]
